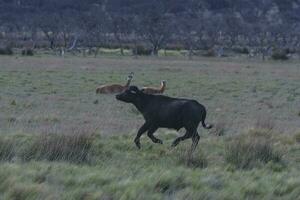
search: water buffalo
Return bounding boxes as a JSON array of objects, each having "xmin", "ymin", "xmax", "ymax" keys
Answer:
[{"xmin": 116, "ymin": 86, "xmax": 212, "ymax": 151}]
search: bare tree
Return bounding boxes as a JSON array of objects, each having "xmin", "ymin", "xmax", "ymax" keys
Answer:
[
  {"xmin": 108, "ymin": 14, "xmax": 132, "ymax": 55},
  {"xmin": 136, "ymin": 2, "xmax": 173, "ymax": 56},
  {"xmin": 176, "ymin": 12, "xmax": 203, "ymax": 59},
  {"xmin": 36, "ymin": 12, "xmax": 60, "ymax": 49},
  {"xmin": 81, "ymin": 6, "xmax": 109, "ymax": 57}
]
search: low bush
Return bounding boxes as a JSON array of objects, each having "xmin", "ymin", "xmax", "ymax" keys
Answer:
[
  {"xmin": 202, "ymin": 49, "xmax": 216, "ymax": 57},
  {"xmin": 271, "ymin": 50, "xmax": 288, "ymax": 60},
  {"xmin": 0, "ymin": 46, "xmax": 13, "ymax": 55},
  {"xmin": 133, "ymin": 45, "xmax": 152, "ymax": 56},
  {"xmin": 232, "ymin": 47, "xmax": 249, "ymax": 54},
  {"xmin": 165, "ymin": 43, "xmax": 184, "ymax": 51},
  {"xmin": 22, "ymin": 48, "xmax": 34, "ymax": 56},
  {"xmin": 225, "ymin": 130, "xmax": 282, "ymax": 169},
  {"xmin": 285, "ymin": 48, "xmax": 296, "ymax": 54}
]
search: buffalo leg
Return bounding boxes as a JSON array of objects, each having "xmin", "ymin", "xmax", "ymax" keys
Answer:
[
  {"xmin": 190, "ymin": 132, "xmax": 200, "ymax": 153},
  {"xmin": 171, "ymin": 131, "xmax": 193, "ymax": 147},
  {"xmin": 147, "ymin": 127, "xmax": 162, "ymax": 144},
  {"xmin": 134, "ymin": 123, "xmax": 149, "ymax": 149}
]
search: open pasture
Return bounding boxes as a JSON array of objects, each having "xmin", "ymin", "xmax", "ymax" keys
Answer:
[
  {"xmin": 0, "ymin": 55, "xmax": 299, "ymax": 199},
  {"xmin": 1, "ymin": 55, "xmax": 299, "ymax": 135}
]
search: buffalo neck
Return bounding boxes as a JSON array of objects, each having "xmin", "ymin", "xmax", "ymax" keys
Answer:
[{"xmin": 132, "ymin": 93, "xmax": 152, "ymax": 113}]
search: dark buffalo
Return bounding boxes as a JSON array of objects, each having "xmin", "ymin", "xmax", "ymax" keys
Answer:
[{"xmin": 116, "ymin": 86, "xmax": 212, "ymax": 151}]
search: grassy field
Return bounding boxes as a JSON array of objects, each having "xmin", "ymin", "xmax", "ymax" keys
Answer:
[{"xmin": 0, "ymin": 55, "xmax": 300, "ymax": 199}]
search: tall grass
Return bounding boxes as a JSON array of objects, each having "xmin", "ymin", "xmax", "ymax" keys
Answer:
[
  {"xmin": 254, "ymin": 115, "xmax": 275, "ymax": 132},
  {"xmin": 177, "ymin": 147, "xmax": 208, "ymax": 168},
  {"xmin": 0, "ymin": 130, "xmax": 299, "ymax": 199},
  {"xmin": 225, "ymin": 130, "xmax": 282, "ymax": 169},
  {"xmin": 21, "ymin": 132, "xmax": 95, "ymax": 163},
  {"xmin": 0, "ymin": 138, "xmax": 15, "ymax": 161},
  {"xmin": 211, "ymin": 120, "xmax": 226, "ymax": 136}
]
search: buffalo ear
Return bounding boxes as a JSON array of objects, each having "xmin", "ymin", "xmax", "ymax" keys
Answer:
[
  {"xmin": 136, "ymin": 87, "xmax": 143, "ymax": 94},
  {"xmin": 128, "ymin": 86, "xmax": 140, "ymax": 94},
  {"xmin": 131, "ymin": 86, "xmax": 139, "ymax": 91}
]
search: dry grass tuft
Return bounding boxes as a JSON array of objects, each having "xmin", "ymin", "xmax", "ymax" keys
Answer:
[
  {"xmin": 225, "ymin": 130, "xmax": 282, "ymax": 169},
  {"xmin": 21, "ymin": 132, "xmax": 95, "ymax": 163},
  {"xmin": 177, "ymin": 148, "xmax": 208, "ymax": 168},
  {"xmin": 211, "ymin": 121, "xmax": 226, "ymax": 136},
  {"xmin": 0, "ymin": 138, "xmax": 15, "ymax": 161},
  {"xmin": 254, "ymin": 115, "xmax": 275, "ymax": 132}
]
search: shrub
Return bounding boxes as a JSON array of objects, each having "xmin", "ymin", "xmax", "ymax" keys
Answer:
[
  {"xmin": 22, "ymin": 48, "xmax": 34, "ymax": 56},
  {"xmin": 10, "ymin": 100, "xmax": 17, "ymax": 106},
  {"xmin": 271, "ymin": 50, "xmax": 288, "ymax": 60},
  {"xmin": 285, "ymin": 48, "xmax": 296, "ymax": 54},
  {"xmin": 0, "ymin": 46, "xmax": 13, "ymax": 55},
  {"xmin": 133, "ymin": 45, "xmax": 152, "ymax": 56},
  {"xmin": 202, "ymin": 49, "xmax": 216, "ymax": 57},
  {"xmin": 21, "ymin": 132, "xmax": 94, "ymax": 163},
  {"xmin": 232, "ymin": 47, "xmax": 249, "ymax": 54},
  {"xmin": 165, "ymin": 43, "xmax": 184, "ymax": 51},
  {"xmin": 0, "ymin": 138, "xmax": 15, "ymax": 161},
  {"xmin": 225, "ymin": 131, "xmax": 282, "ymax": 169}
]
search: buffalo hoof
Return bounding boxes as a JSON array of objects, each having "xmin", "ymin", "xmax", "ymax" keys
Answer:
[
  {"xmin": 134, "ymin": 140, "xmax": 141, "ymax": 149},
  {"xmin": 157, "ymin": 139, "xmax": 163, "ymax": 144},
  {"xmin": 152, "ymin": 138, "xmax": 163, "ymax": 144},
  {"xmin": 171, "ymin": 141, "xmax": 179, "ymax": 147}
]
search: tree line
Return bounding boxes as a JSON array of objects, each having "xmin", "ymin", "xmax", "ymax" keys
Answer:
[{"xmin": 0, "ymin": 0, "xmax": 300, "ymax": 58}]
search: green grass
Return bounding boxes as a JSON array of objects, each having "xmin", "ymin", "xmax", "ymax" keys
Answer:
[
  {"xmin": 0, "ymin": 129, "xmax": 299, "ymax": 200},
  {"xmin": 0, "ymin": 55, "xmax": 300, "ymax": 199},
  {"xmin": 1, "ymin": 55, "xmax": 299, "ymax": 135},
  {"xmin": 225, "ymin": 130, "xmax": 283, "ymax": 169}
]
